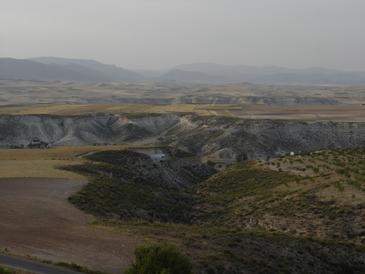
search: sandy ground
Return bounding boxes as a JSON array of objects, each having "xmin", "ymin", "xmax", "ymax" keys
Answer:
[{"xmin": 0, "ymin": 178, "xmax": 140, "ymax": 273}]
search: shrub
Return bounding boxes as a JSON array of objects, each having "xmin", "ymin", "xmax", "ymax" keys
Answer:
[
  {"xmin": 125, "ymin": 244, "xmax": 193, "ymax": 274},
  {"xmin": 0, "ymin": 267, "xmax": 12, "ymax": 274}
]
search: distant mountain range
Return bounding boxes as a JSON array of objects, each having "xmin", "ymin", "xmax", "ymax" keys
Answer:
[
  {"xmin": 0, "ymin": 57, "xmax": 140, "ymax": 82},
  {"xmin": 167, "ymin": 63, "xmax": 365, "ymax": 85},
  {"xmin": 1, "ymin": 57, "xmax": 365, "ymax": 85}
]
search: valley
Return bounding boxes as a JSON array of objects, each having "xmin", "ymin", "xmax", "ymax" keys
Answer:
[
  {"xmin": 1, "ymin": 144, "xmax": 365, "ymax": 273},
  {"xmin": 62, "ymin": 148, "xmax": 365, "ymax": 273},
  {"xmin": 0, "ymin": 80, "xmax": 364, "ymax": 274},
  {"xmin": 3, "ymin": 2, "xmax": 365, "ymax": 273}
]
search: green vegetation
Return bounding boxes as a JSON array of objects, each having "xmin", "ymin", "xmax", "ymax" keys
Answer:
[
  {"xmin": 0, "ymin": 268, "xmax": 12, "ymax": 274},
  {"xmin": 196, "ymin": 161, "xmax": 301, "ymax": 226},
  {"xmin": 55, "ymin": 262, "xmax": 106, "ymax": 274},
  {"xmin": 70, "ymin": 174, "xmax": 193, "ymax": 222},
  {"xmin": 125, "ymin": 244, "xmax": 192, "ymax": 274},
  {"xmin": 0, "ymin": 267, "xmax": 31, "ymax": 274},
  {"xmin": 68, "ymin": 148, "xmax": 365, "ymax": 273},
  {"xmin": 195, "ymin": 148, "xmax": 365, "ymax": 245},
  {"xmin": 97, "ymin": 220, "xmax": 365, "ymax": 274},
  {"xmin": 68, "ymin": 150, "xmax": 213, "ymax": 222}
]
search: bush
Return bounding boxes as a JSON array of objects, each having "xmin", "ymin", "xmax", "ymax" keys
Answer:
[
  {"xmin": 0, "ymin": 267, "xmax": 12, "ymax": 274},
  {"xmin": 125, "ymin": 244, "xmax": 193, "ymax": 274}
]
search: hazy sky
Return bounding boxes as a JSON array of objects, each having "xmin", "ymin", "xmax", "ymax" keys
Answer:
[{"xmin": 1, "ymin": 0, "xmax": 365, "ymax": 70}]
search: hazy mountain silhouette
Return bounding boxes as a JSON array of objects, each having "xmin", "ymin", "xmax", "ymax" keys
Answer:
[
  {"xmin": 0, "ymin": 57, "xmax": 140, "ymax": 82},
  {"xmin": 31, "ymin": 57, "xmax": 140, "ymax": 81},
  {"xmin": 158, "ymin": 69, "xmax": 225, "ymax": 83},
  {"xmin": 160, "ymin": 63, "xmax": 365, "ymax": 85},
  {"xmin": 2, "ymin": 57, "xmax": 365, "ymax": 85}
]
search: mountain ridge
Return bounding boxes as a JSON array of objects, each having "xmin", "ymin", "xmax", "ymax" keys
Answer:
[
  {"xmin": 166, "ymin": 63, "xmax": 365, "ymax": 85},
  {"xmin": 2, "ymin": 57, "xmax": 365, "ymax": 85},
  {"xmin": 0, "ymin": 57, "xmax": 141, "ymax": 82}
]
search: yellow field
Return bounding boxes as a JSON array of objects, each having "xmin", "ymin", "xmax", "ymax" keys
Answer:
[
  {"xmin": 0, "ymin": 144, "xmax": 154, "ymax": 178},
  {"xmin": 0, "ymin": 159, "xmax": 83, "ymax": 178},
  {"xmin": 0, "ymin": 103, "xmax": 363, "ymax": 121},
  {"xmin": 0, "ymin": 103, "xmax": 220, "ymax": 116}
]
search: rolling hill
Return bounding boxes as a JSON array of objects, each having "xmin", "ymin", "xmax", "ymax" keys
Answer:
[
  {"xmin": 2, "ymin": 57, "xmax": 365, "ymax": 85},
  {"xmin": 67, "ymin": 148, "xmax": 365, "ymax": 273},
  {"xmin": 0, "ymin": 57, "xmax": 140, "ymax": 82}
]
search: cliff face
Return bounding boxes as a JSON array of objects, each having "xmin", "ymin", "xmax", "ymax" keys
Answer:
[
  {"xmin": 0, "ymin": 113, "xmax": 364, "ymax": 160},
  {"xmin": 0, "ymin": 114, "xmax": 179, "ymax": 146},
  {"xmin": 168, "ymin": 116, "xmax": 365, "ymax": 160}
]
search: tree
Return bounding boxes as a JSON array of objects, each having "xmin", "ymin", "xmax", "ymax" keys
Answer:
[{"xmin": 125, "ymin": 244, "xmax": 193, "ymax": 274}]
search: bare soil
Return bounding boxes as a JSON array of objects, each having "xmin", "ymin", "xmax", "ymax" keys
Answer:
[
  {"xmin": 0, "ymin": 103, "xmax": 364, "ymax": 122},
  {"xmin": 0, "ymin": 178, "xmax": 140, "ymax": 273}
]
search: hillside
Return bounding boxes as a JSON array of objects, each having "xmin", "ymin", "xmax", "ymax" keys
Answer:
[
  {"xmin": 168, "ymin": 63, "xmax": 365, "ymax": 85},
  {"xmin": 68, "ymin": 147, "xmax": 365, "ymax": 246},
  {"xmin": 0, "ymin": 114, "xmax": 364, "ymax": 161},
  {"xmin": 197, "ymin": 148, "xmax": 365, "ymax": 245},
  {"xmin": 158, "ymin": 69, "xmax": 224, "ymax": 83},
  {"xmin": 67, "ymin": 148, "xmax": 365, "ymax": 273},
  {"xmin": 68, "ymin": 149, "xmax": 214, "ymax": 222},
  {"xmin": 3, "ymin": 57, "xmax": 365, "ymax": 85},
  {"xmin": 0, "ymin": 58, "xmax": 140, "ymax": 82},
  {"xmin": 31, "ymin": 57, "xmax": 141, "ymax": 81}
]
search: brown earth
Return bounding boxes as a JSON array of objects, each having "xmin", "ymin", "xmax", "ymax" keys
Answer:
[
  {"xmin": 0, "ymin": 177, "xmax": 140, "ymax": 274},
  {"xmin": 0, "ymin": 103, "xmax": 363, "ymax": 122},
  {"xmin": 0, "ymin": 145, "xmax": 155, "ymax": 178}
]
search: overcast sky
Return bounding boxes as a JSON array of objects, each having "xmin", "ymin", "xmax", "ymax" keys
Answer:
[{"xmin": 1, "ymin": 0, "xmax": 365, "ymax": 70}]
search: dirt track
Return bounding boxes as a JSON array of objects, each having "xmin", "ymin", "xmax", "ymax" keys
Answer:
[{"xmin": 0, "ymin": 178, "xmax": 139, "ymax": 273}]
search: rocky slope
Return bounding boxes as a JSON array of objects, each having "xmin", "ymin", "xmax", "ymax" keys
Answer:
[
  {"xmin": 0, "ymin": 113, "xmax": 364, "ymax": 161},
  {"xmin": 0, "ymin": 113, "xmax": 178, "ymax": 146},
  {"xmin": 167, "ymin": 115, "xmax": 365, "ymax": 160}
]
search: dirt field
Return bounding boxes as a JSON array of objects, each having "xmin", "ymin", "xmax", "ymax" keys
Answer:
[
  {"xmin": 0, "ymin": 145, "xmax": 158, "ymax": 273},
  {"xmin": 0, "ymin": 81, "xmax": 364, "ymax": 107},
  {"xmin": 0, "ymin": 103, "xmax": 364, "ymax": 121},
  {"xmin": 218, "ymin": 104, "xmax": 365, "ymax": 122},
  {"xmin": 0, "ymin": 145, "xmax": 154, "ymax": 178},
  {"xmin": 0, "ymin": 177, "xmax": 140, "ymax": 273}
]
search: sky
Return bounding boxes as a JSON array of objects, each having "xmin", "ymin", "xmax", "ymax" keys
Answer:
[{"xmin": 1, "ymin": 0, "xmax": 365, "ymax": 70}]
